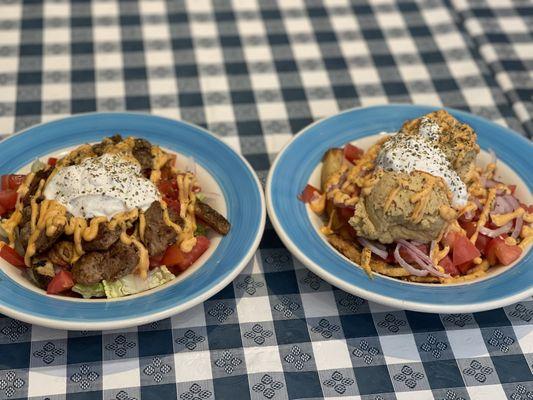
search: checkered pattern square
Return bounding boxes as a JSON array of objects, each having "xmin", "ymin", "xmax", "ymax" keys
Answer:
[{"xmin": 0, "ymin": 0, "xmax": 531, "ymax": 399}]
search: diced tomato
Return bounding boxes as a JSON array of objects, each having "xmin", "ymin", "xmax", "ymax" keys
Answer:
[
  {"xmin": 0, "ymin": 176, "xmax": 8, "ymax": 191},
  {"xmin": 486, "ymin": 237, "xmax": 522, "ymax": 266},
  {"xmin": 162, "ymin": 236, "xmax": 210, "ymax": 273},
  {"xmin": 439, "ymin": 255, "xmax": 459, "ymax": 276},
  {"xmin": 158, "ymin": 179, "xmax": 178, "ymax": 197},
  {"xmin": 456, "ymin": 261, "xmax": 474, "ymax": 275},
  {"xmin": 399, "ymin": 244, "xmax": 428, "ymax": 263},
  {"xmin": 451, "ymin": 234, "xmax": 481, "ymax": 266},
  {"xmin": 9, "ymin": 174, "xmax": 25, "ymax": 190},
  {"xmin": 0, "ymin": 190, "xmax": 18, "ymax": 212},
  {"xmin": 475, "ymin": 234, "xmax": 491, "ymax": 255},
  {"xmin": 47, "ymin": 157, "xmax": 58, "ymax": 166},
  {"xmin": 0, "ymin": 244, "xmax": 25, "ymax": 268},
  {"xmin": 343, "ymin": 143, "xmax": 364, "ymax": 163},
  {"xmin": 508, "ymin": 184, "xmax": 516, "ymax": 195},
  {"xmin": 337, "ymin": 206, "xmax": 355, "ymax": 221},
  {"xmin": 0, "ymin": 203, "xmax": 6, "ymax": 216},
  {"xmin": 461, "ymin": 221, "xmax": 477, "ymax": 239},
  {"xmin": 298, "ymin": 184, "xmax": 321, "ymax": 203},
  {"xmin": 486, "ymin": 237, "xmax": 502, "ymax": 265},
  {"xmin": 1, "ymin": 174, "xmax": 25, "ymax": 191},
  {"xmin": 46, "ymin": 270, "xmax": 74, "ymax": 294},
  {"xmin": 442, "ymin": 231, "xmax": 458, "ymax": 248},
  {"xmin": 164, "ymin": 197, "xmax": 181, "ymax": 214}
]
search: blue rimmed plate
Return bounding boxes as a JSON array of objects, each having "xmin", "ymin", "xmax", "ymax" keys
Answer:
[
  {"xmin": 266, "ymin": 104, "xmax": 533, "ymax": 313},
  {"xmin": 0, "ymin": 113, "xmax": 265, "ymax": 330}
]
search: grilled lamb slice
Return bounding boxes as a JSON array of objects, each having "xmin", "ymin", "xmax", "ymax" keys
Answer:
[
  {"xmin": 72, "ymin": 241, "xmax": 139, "ymax": 285},
  {"xmin": 132, "ymin": 138, "xmax": 153, "ymax": 170},
  {"xmin": 142, "ymin": 201, "xmax": 177, "ymax": 257},
  {"xmin": 82, "ymin": 223, "xmax": 120, "ymax": 252},
  {"xmin": 23, "ymin": 167, "xmax": 53, "ymax": 205},
  {"xmin": 194, "ymin": 201, "xmax": 230, "ymax": 235}
]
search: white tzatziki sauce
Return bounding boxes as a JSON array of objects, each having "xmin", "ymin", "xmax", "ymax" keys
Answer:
[
  {"xmin": 44, "ymin": 153, "xmax": 160, "ymax": 218},
  {"xmin": 375, "ymin": 118, "xmax": 468, "ymax": 207}
]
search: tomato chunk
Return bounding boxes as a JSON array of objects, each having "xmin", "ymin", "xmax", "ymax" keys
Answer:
[
  {"xmin": 1, "ymin": 174, "xmax": 25, "ymax": 191},
  {"xmin": 47, "ymin": 270, "xmax": 74, "ymax": 294},
  {"xmin": 486, "ymin": 237, "xmax": 522, "ymax": 266},
  {"xmin": 164, "ymin": 197, "xmax": 181, "ymax": 214},
  {"xmin": 460, "ymin": 221, "xmax": 477, "ymax": 239},
  {"xmin": 439, "ymin": 255, "xmax": 459, "ymax": 276},
  {"xmin": 0, "ymin": 190, "xmax": 18, "ymax": 212},
  {"xmin": 337, "ymin": 206, "xmax": 355, "ymax": 221},
  {"xmin": 0, "ymin": 176, "xmax": 8, "ymax": 191},
  {"xmin": 162, "ymin": 236, "xmax": 210, "ymax": 273},
  {"xmin": 442, "ymin": 231, "xmax": 458, "ymax": 248},
  {"xmin": 158, "ymin": 179, "xmax": 178, "ymax": 197},
  {"xmin": 298, "ymin": 184, "xmax": 321, "ymax": 203},
  {"xmin": 475, "ymin": 234, "xmax": 491, "ymax": 255},
  {"xmin": 343, "ymin": 143, "xmax": 364, "ymax": 163},
  {"xmin": 0, "ymin": 244, "xmax": 25, "ymax": 268},
  {"xmin": 456, "ymin": 261, "xmax": 474, "ymax": 275},
  {"xmin": 451, "ymin": 234, "xmax": 481, "ymax": 266},
  {"xmin": 47, "ymin": 157, "xmax": 58, "ymax": 166}
]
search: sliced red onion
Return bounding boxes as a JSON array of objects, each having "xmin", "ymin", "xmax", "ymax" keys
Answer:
[
  {"xmin": 472, "ymin": 197, "xmax": 482, "ymax": 210},
  {"xmin": 492, "ymin": 196, "xmax": 513, "ymax": 215},
  {"xmin": 430, "ymin": 240, "xmax": 437, "ymax": 256},
  {"xmin": 398, "ymin": 240, "xmax": 449, "ymax": 278},
  {"xmin": 339, "ymin": 171, "xmax": 348, "ymax": 186},
  {"xmin": 503, "ymin": 194, "xmax": 519, "ymax": 211},
  {"xmin": 479, "ymin": 221, "xmax": 513, "ymax": 238},
  {"xmin": 397, "ymin": 239, "xmax": 432, "ymax": 265},
  {"xmin": 403, "ymin": 246, "xmax": 450, "ymax": 278},
  {"xmin": 358, "ymin": 237, "xmax": 388, "ymax": 260},
  {"xmin": 394, "ymin": 244, "xmax": 428, "ymax": 277},
  {"xmin": 511, "ymin": 216, "xmax": 523, "ymax": 239},
  {"xmin": 485, "ymin": 179, "xmax": 497, "ymax": 188},
  {"xmin": 326, "ymin": 183, "xmax": 340, "ymax": 192}
]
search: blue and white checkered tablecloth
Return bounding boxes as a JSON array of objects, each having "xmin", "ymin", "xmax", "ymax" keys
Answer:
[{"xmin": 0, "ymin": 1, "xmax": 532, "ymax": 399}]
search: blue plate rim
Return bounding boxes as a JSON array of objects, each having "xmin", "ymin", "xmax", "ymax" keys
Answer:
[
  {"xmin": 0, "ymin": 112, "xmax": 266, "ymax": 330},
  {"xmin": 266, "ymin": 104, "xmax": 533, "ymax": 314}
]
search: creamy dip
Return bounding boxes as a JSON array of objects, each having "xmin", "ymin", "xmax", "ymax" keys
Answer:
[
  {"xmin": 376, "ymin": 119, "xmax": 468, "ymax": 207},
  {"xmin": 44, "ymin": 153, "xmax": 159, "ymax": 218}
]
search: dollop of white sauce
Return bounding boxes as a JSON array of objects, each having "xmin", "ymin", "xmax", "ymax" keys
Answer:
[
  {"xmin": 376, "ymin": 120, "xmax": 468, "ymax": 207},
  {"xmin": 44, "ymin": 153, "xmax": 160, "ymax": 218}
]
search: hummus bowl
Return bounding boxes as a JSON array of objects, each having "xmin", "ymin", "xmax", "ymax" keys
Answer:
[{"xmin": 266, "ymin": 104, "xmax": 533, "ymax": 313}]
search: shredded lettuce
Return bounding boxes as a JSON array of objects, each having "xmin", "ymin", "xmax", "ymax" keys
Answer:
[
  {"xmin": 102, "ymin": 266, "xmax": 175, "ymax": 298},
  {"xmin": 72, "ymin": 282, "xmax": 105, "ymax": 299},
  {"xmin": 194, "ymin": 223, "xmax": 207, "ymax": 237},
  {"xmin": 196, "ymin": 192, "xmax": 206, "ymax": 202}
]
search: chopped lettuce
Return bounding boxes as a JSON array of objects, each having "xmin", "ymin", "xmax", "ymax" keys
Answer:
[
  {"xmin": 196, "ymin": 192, "xmax": 207, "ymax": 202},
  {"xmin": 31, "ymin": 159, "xmax": 46, "ymax": 173},
  {"xmin": 72, "ymin": 282, "xmax": 105, "ymax": 299},
  {"xmin": 103, "ymin": 266, "xmax": 175, "ymax": 299}
]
